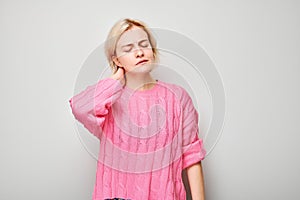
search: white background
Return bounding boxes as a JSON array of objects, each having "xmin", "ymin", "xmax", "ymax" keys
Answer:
[{"xmin": 1, "ymin": 0, "xmax": 299, "ymax": 199}]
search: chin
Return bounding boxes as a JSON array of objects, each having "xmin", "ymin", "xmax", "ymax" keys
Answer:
[{"xmin": 132, "ymin": 63, "xmax": 155, "ymax": 73}]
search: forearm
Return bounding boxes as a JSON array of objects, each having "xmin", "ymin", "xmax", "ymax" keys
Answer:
[{"xmin": 186, "ymin": 161, "xmax": 205, "ymax": 200}]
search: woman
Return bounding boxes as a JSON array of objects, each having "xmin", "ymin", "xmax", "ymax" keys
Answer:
[{"xmin": 69, "ymin": 18, "xmax": 206, "ymax": 200}]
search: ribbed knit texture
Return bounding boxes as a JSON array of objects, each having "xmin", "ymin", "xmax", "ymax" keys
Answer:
[{"xmin": 69, "ymin": 77, "xmax": 206, "ymax": 200}]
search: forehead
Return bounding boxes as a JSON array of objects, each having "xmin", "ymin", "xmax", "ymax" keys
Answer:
[{"xmin": 117, "ymin": 26, "xmax": 149, "ymax": 46}]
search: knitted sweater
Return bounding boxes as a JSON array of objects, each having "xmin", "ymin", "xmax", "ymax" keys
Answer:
[{"xmin": 69, "ymin": 77, "xmax": 206, "ymax": 200}]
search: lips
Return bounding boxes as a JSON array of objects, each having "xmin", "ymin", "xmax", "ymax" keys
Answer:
[{"xmin": 136, "ymin": 59, "xmax": 148, "ymax": 65}]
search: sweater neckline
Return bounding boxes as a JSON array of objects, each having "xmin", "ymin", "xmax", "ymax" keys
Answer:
[{"xmin": 123, "ymin": 79, "xmax": 160, "ymax": 95}]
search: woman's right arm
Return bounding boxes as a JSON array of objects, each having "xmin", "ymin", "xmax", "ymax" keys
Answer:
[{"xmin": 69, "ymin": 67, "xmax": 125, "ymax": 139}]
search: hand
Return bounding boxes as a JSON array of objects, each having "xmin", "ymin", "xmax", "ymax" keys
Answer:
[{"xmin": 110, "ymin": 66, "xmax": 126, "ymax": 86}]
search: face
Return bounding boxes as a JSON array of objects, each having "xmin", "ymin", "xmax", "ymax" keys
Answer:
[{"xmin": 113, "ymin": 26, "xmax": 155, "ymax": 74}]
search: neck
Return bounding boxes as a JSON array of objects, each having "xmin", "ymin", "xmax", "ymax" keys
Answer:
[{"xmin": 125, "ymin": 72, "xmax": 156, "ymax": 91}]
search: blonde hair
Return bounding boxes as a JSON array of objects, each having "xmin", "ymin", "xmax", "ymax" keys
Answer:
[{"xmin": 104, "ymin": 18, "xmax": 159, "ymax": 74}]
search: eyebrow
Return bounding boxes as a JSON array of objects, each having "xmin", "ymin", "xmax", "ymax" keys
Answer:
[{"xmin": 120, "ymin": 39, "xmax": 149, "ymax": 48}]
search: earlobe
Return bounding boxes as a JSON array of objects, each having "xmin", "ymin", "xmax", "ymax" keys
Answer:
[{"xmin": 112, "ymin": 56, "xmax": 121, "ymax": 67}]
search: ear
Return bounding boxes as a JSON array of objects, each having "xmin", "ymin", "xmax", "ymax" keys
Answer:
[{"xmin": 112, "ymin": 56, "xmax": 121, "ymax": 67}]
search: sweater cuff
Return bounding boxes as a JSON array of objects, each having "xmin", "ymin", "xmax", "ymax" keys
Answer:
[{"xmin": 182, "ymin": 139, "xmax": 206, "ymax": 169}]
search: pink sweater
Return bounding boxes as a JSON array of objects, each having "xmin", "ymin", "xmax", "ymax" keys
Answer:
[{"xmin": 69, "ymin": 77, "xmax": 206, "ymax": 200}]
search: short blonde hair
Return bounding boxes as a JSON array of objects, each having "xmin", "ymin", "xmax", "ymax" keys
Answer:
[{"xmin": 104, "ymin": 18, "xmax": 159, "ymax": 74}]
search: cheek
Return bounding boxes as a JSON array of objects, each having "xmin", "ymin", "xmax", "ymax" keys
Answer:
[
  {"xmin": 145, "ymin": 48, "xmax": 154, "ymax": 58},
  {"xmin": 117, "ymin": 53, "xmax": 135, "ymax": 66}
]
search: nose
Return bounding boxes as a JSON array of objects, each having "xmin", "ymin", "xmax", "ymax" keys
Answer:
[{"xmin": 135, "ymin": 48, "xmax": 144, "ymax": 58}]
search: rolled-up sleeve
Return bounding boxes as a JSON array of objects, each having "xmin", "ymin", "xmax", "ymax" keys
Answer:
[{"xmin": 181, "ymin": 90, "xmax": 206, "ymax": 169}]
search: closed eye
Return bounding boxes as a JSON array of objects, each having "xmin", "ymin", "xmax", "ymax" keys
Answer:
[
  {"xmin": 122, "ymin": 45, "xmax": 133, "ymax": 52},
  {"xmin": 123, "ymin": 48, "xmax": 132, "ymax": 52},
  {"xmin": 121, "ymin": 39, "xmax": 150, "ymax": 52},
  {"xmin": 139, "ymin": 40, "xmax": 150, "ymax": 48}
]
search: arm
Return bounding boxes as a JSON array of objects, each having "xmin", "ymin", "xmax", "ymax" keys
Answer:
[
  {"xmin": 186, "ymin": 161, "xmax": 205, "ymax": 200},
  {"xmin": 69, "ymin": 69, "xmax": 124, "ymax": 139},
  {"xmin": 180, "ymin": 88, "xmax": 206, "ymax": 199}
]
